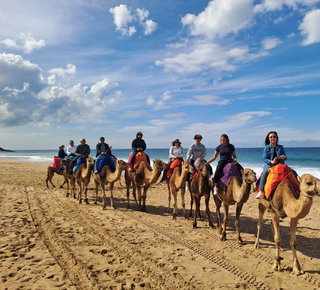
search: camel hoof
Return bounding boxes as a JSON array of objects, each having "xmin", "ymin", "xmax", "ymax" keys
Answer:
[
  {"xmin": 238, "ymin": 239, "xmax": 246, "ymax": 246},
  {"xmin": 193, "ymin": 223, "xmax": 197, "ymax": 229},
  {"xmin": 254, "ymin": 243, "xmax": 260, "ymax": 249},
  {"xmin": 84, "ymin": 198, "xmax": 89, "ymax": 204},
  {"xmin": 172, "ymin": 213, "xmax": 177, "ymax": 220},
  {"xmin": 102, "ymin": 207, "xmax": 106, "ymax": 210},
  {"xmin": 292, "ymin": 268, "xmax": 304, "ymax": 276},
  {"xmin": 79, "ymin": 199, "xmax": 82, "ymax": 204},
  {"xmin": 184, "ymin": 215, "xmax": 189, "ymax": 220},
  {"xmin": 221, "ymin": 234, "xmax": 227, "ymax": 242},
  {"xmin": 60, "ymin": 185, "xmax": 64, "ymax": 188},
  {"xmin": 209, "ymin": 223, "xmax": 215, "ymax": 229}
]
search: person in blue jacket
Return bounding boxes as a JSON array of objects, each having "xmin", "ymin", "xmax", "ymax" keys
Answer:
[{"xmin": 256, "ymin": 131, "xmax": 286, "ymax": 199}]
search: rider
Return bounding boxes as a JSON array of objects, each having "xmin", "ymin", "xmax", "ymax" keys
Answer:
[
  {"xmin": 58, "ymin": 145, "xmax": 67, "ymax": 160},
  {"xmin": 130, "ymin": 132, "xmax": 150, "ymax": 167},
  {"xmin": 256, "ymin": 131, "xmax": 286, "ymax": 199},
  {"xmin": 66, "ymin": 140, "xmax": 76, "ymax": 157},
  {"xmin": 68, "ymin": 138, "xmax": 91, "ymax": 175},
  {"xmin": 205, "ymin": 134, "xmax": 243, "ymax": 195},
  {"xmin": 94, "ymin": 137, "xmax": 116, "ymax": 173}
]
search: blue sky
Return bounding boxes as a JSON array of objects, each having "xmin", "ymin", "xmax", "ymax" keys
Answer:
[{"xmin": 1, "ymin": 0, "xmax": 320, "ymax": 150}]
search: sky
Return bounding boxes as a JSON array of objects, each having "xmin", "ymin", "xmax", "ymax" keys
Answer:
[{"xmin": 1, "ymin": 0, "xmax": 320, "ymax": 150}]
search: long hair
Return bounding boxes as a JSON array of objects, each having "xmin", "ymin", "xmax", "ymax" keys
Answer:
[
  {"xmin": 220, "ymin": 134, "xmax": 230, "ymax": 145},
  {"xmin": 265, "ymin": 131, "xmax": 278, "ymax": 146}
]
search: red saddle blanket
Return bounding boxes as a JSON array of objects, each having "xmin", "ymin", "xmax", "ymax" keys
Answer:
[
  {"xmin": 167, "ymin": 159, "xmax": 182, "ymax": 178},
  {"xmin": 258, "ymin": 164, "xmax": 300, "ymax": 199},
  {"xmin": 127, "ymin": 152, "xmax": 149, "ymax": 172},
  {"xmin": 49, "ymin": 156, "xmax": 61, "ymax": 171}
]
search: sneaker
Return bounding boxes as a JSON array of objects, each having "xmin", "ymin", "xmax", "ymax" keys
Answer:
[
  {"xmin": 255, "ymin": 191, "xmax": 264, "ymax": 199},
  {"xmin": 213, "ymin": 187, "xmax": 219, "ymax": 195}
]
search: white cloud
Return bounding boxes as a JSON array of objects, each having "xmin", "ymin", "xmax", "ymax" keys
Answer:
[
  {"xmin": 0, "ymin": 52, "xmax": 119, "ymax": 127},
  {"xmin": 167, "ymin": 38, "xmax": 189, "ymax": 49},
  {"xmin": 48, "ymin": 64, "xmax": 76, "ymax": 79},
  {"xmin": 299, "ymin": 9, "xmax": 320, "ymax": 46},
  {"xmin": 109, "ymin": 5, "xmax": 157, "ymax": 36},
  {"xmin": 261, "ymin": 37, "xmax": 282, "ymax": 50},
  {"xmin": 162, "ymin": 90, "xmax": 172, "ymax": 101},
  {"xmin": 136, "ymin": 8, "xmax": 149, "ymax": 22},
  {"xmin": 254, "ymin": 0, "xmax": 319, "ymax": 13},
  {"xmin": 155, "ymin": 43, "xmax": 252, "ymax": 74},
  {"xmin": 0, "ymin": 32, "xmax": 45, "ymax": 53},
  {"xmin": 143, "ymin": 19, "xmax": 157, "ymax": 35},
  {"xmin": 181, "ymin": 0, "xmax": 254, "ymax": 39},
  {"xmin": 109, "ymin": 4, "xmax": 136, "ymax": 36},
  {"xmin": 181, "ymin": 94, "xmax": 230, "ymax": 106}
]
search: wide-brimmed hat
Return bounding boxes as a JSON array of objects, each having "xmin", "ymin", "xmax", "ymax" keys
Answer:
[{"xmin": 172, "ymin": 138, "xmax": 181, "ymax": 145}]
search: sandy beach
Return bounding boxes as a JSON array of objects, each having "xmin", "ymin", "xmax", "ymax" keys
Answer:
[{"xmin": 0, "ymin": 158, "xmax": 319, "ymax": 290}]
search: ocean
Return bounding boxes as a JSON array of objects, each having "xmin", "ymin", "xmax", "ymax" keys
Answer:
[{"xmin": 1, "ymin": 147, "xmax": 319, "ymax": 178}]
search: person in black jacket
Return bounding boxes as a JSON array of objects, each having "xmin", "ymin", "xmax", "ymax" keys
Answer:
[
  {"xmin": 58, "ymin": 145, "xmax": 67, "ymax": 160},
  {"xmin": 130, "ymin": 131, "xmax": 150, "ymax": 166},
  {"xmin": 68, "ymin": 138, "xmax": 91, "ymax": 175},
  {"xmin": 94, "ymin": 137, "xmax": 116, "ymax": 173}
]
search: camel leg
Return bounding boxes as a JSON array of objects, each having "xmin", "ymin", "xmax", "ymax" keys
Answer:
[
  {"xmin": 171, "ymin": 186, "xmax": 178, "ymax": 219},
  {"xmin": 109, "ymin": 183, "xmax": 116, "ymax": 209},
  {"xmin": 71, "ymin": 179, "xmax": 76, "ymax": 199},
  {"xmin": 125, "ymin": 171, "xmax": 131, "ymax": 208},
  {"xmin": 46, "ymin": 169, "xmax": 56, "ymax": 188},
  {"xmin": 84, "ymin": 183, "xmax": 89, "ymax": 204},
  {"xmin": 136, "ymin": 184, "xmax": 142, "ymax": 211},
  {"xmin": 60, "ymin": 179, "xmax": 67, "ymax": 188},
  {"xmin": 78, "ymin": 182, "xmax": 82, "ymax": 204},
  {"xmin": 235, "ymin": 203, "xmax": 245, "ymax": 245},
  {"xmin": 101, "ymin": 184, "xmax": 107, "ymax": 210},
  {"xmin": 65, "ymin": 179, "xmax": 70, "ymax": 197},
  {"xmin": 94, "ymin": 180, "xmax": 99, "ymax": 204},
  {"xmin": 290, "ymin": 218, "xmax": 304, "ymax": 275},
  {"xmin": 213, "ymin": 195, "xmax": 222, "ymax": 234},
  {"xmin": 271, "ymin": 213, "xmax": 283, "ymax": 272},
  {"xmin": 205, "ymin": 194, "xmax": 214, "ymax": 228},
  {"xmin": 221, "ymin": 203, "xmax": 229, "ymax": 241},
  {"xmin": 189, "ymin": 187, "xmax": 194, "ymax": 218},
  {"xmin": 180, "ymin": 188, "xmax": 188, "ymax": 219},
  {"xmin": 142, "ymin": 185, "xmax": 149, "ymax": 212},
  {"xmin": 166, "ymin": 181, "xmax": 172, "ymax": 213},
  {"xmin": 193, "ymin": 196, "xmax": 200, "ymax": 228},
  {"xmin": 254, "ymin": 202, "xmax": 266, "ymax": 249}
]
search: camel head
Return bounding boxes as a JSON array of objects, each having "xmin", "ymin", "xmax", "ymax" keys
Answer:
[
  {"xmin": 153, "ymin": 159, "xmax": 165, "ymax": 171},
  {"xmin": 182, "ymin": 160, "xmax": 195, "ymax": 175},
  {"xmin": 87, "ymin": 157, "xmax": 95, "ymax": 166},
  {"xmin": 241, "ymin": 168, "xmax": 257, "ymax": 184},
  {"xmin": 199, "ymin": 163, "xmax": 210, "ymax": 178},
  {"xmin": 299, "ymin": 174, "xmax": 320, "ymax": 197},
  {"xmin": 116, "ymin": 159, "xmax": 131, "ymax": 170}
]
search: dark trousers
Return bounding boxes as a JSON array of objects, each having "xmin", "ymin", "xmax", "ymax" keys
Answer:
[{"xmin": 69, "ymin": 156, "xmax": 79, "ymax": 173}]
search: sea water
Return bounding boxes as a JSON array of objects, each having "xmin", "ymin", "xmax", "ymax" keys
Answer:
[{"xmin": 1, "ymin": 147, "xmax": 319, "ymax": 178}]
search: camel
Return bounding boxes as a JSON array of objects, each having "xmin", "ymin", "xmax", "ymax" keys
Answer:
[
  {"xmin": 190, "ymin": 163, "xmax": 214, "ymax": 229},
  {"xmin": 213, "ymin": 168, "xmax": 257, "ymax": 245},
  {"xmin": 125, "ymin": 159, "xmax": 164, "ymax": 211},
  {"xmin": 60, "ymin": 158, "xmax": 76, "ymax": 198},
  {"xmin": 166, "ymin": 160, "xmax": 195, "ymax": 219},
  {"xmin": 93, "ymin": 159, "xmax": 130, "ymax": 210},
  {"xmin": 254, "ymin": 174, "xmax": 320, "ymax": 275},
  {"xmin": 74, "ymin": 157, "xmax": 95, "ymax": 204},
  {"xmin": 46, "ymin": 165, "xmax": 67, "ymax": 188}
]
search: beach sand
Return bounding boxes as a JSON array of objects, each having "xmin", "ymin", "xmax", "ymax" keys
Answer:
[{"xmin": 0, "ymin": 159, "xmax": 319, "ymax": 290}]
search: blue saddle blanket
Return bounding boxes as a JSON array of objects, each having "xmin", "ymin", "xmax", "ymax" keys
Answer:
[{"xmin": 97, "ymin": 155, "xmax": 116, "ymax": 173}]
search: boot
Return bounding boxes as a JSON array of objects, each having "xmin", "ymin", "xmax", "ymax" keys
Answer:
[{"xmin": 160, "ymin": 170, "xmax": 167, "ymax": 183}]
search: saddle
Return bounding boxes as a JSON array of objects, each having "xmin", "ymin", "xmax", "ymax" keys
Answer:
[
  {"xmin": 97, "ymin": 155, "xmax": 116, "ymax": 173},
  {"xmin": 259, "ymin": 164, "xmax": 300, "ymax": 199},
  {"xmin": 167, "ymin": 159, "xmax": 183, "ymax": 178},
  {"xmin": 49, "ymin": 156, "xmax": 61, "ymax": 171},
  {"xmin": 209, "ymin": 163, "xmax": 242, "ymax": 188},
  {"xmin": 127, "ymin": 152, "xmax": 149, "ymax": 172}
]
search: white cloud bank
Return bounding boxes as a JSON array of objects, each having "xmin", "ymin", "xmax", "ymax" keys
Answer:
[
  {"xmin": 261, "ymin": 37, "xmax": 282, "ymax": 50},
  {"xmin": 299, "ymin": 9, "xmax": 320, "ymax": 45},
  {"xmin": 0, "ymin": 53, "xmax": 118, "ymax": 127},
  {"xmin": 109, "ymin": 5, "xmax": 157, "ymax": 36},
  {"xmin": 0, "ymin": 32, "xmax": 45, "ymax": 53},
  {"xmin": 182, "ymin": 0, "xmax": 254, "ymax": 39}
]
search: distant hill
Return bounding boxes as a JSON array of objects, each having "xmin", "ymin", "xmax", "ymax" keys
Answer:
[{"xmin": 0, "ymin": 147, "xmax": 16, "ymax": 152}]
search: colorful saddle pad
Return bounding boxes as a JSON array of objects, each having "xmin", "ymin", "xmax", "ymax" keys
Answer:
[
  {"xmin": 167, "ymin": 159, "xmax": 182, "ymax": 178},
  {"xmin": 264, "ymin": 164, "xmax": 300, "ymax": 199},
  {"xmin": 127, "ymin": 152, "xmax": 149, "ymax": 172}
]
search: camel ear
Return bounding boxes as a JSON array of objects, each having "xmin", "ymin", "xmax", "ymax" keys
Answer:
[
  {"xmin": 241, "ymin": 169, "xmax": 244, "ymax": 175},
  {"xmin": 297, "ymin": 175, "xmax": 301, "ymax": 183}
]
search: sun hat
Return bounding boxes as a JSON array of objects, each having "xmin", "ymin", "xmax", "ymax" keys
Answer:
[{"xmin": 172, "ymin": 138, "xmax": 181, "ymax": 146}]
